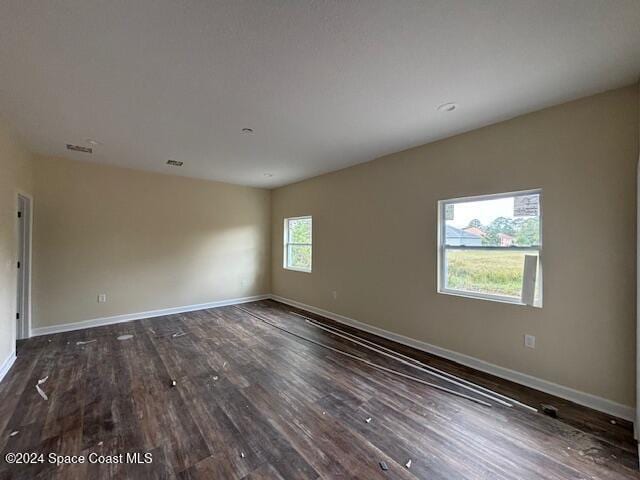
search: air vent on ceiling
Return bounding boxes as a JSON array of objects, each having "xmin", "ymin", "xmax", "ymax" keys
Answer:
[
  {"xmin": 66, "ymin": 144, "xmax": 93, "ymax": 153},
  {"xmin": 166, "ymin": 160, "xmax": 184, "ymax": 167}
]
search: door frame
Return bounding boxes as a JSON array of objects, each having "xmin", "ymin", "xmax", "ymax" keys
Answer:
[{"xmin": 16, "ymin": 192, "xmax": 33, "ymax": 341}]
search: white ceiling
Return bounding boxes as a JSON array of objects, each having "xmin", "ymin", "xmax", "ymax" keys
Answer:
[{"xmin": 1, "ymin": 1, "xmax": 639, "ymax": 188}]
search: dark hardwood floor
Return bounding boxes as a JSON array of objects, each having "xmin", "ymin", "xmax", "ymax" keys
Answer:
[{"xmin": 0, "ymin": 299, "xmax": 637, "ymax": 479}]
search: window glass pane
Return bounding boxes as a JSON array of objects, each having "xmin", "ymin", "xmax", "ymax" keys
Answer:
[
  {"xmin": 445, "ymin": 193, "xmax": 540, "ymax": 247},
  {"xmin": 287, "ymin": 244, "xmax": 312, "ymax": 270},
  {"xmin": 288, "ymin": 218, "xmax": 312, "ymax": 244},
  {"xmin": 445, "ymin": 249, "xmax": 539, "ymax": 299}
]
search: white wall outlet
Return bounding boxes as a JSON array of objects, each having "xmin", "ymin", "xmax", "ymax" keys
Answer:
[
  {"xmin": 98, "ymin": 294, "xmax": 107, "ymax": 303},
  {"xmin": 332, "ymin": 290, "xmax": 338, "ymax": 300},
  {"xmin": 524, "ymin": 334, "xmax": 536, "ymax": 349}
]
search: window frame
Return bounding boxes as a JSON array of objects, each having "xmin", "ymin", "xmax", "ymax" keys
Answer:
[
  {"xmin": 283, "ymin": 215, "xmax": 313, "ymax": 273},
  {"xmin": 437, "ymin": 189, "xmax": 543, "ymax": 307}
]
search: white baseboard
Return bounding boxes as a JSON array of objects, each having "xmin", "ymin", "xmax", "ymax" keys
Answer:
[
  {"xmin": 24, "ymin": 291, "xmax": 635, "ymax": 421},
  {"xmin": 0, "ymin": 350, "xmax": 17, "ymax": 384},
  {"xmin": 30, "ymin": 294, "xmax": 271, "ymax": 337},
  {"xmin": 270, "ymin": 294, "xmax": 635, "ymax": 422}
]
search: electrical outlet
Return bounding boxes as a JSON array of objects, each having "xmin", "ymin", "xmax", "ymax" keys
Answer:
[
  {"xmin": 332, "ymin": 290, "xmax": 338, "ymax": 300},
  {"xmin": 98, "ymin": 294, "xmax": 107, "ymax": 303},
  {"xmin": 524, "ymin": 334, "xmax": 535, "ymax": 349}
]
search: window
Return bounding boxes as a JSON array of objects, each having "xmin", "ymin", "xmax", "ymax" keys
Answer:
[
  {"xmin": 438, "ymin": 190, "xmax": 542, "ymax": 306},
  {"xmin": 284, "ymin": 216, "xmax": 312, "ymax": 272}
]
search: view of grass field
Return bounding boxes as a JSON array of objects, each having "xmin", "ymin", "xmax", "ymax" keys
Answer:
[{"xmin": 446, "ymin": 250, "xmax": 537, "ymax": 298}]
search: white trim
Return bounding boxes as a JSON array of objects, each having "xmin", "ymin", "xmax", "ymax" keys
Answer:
[
  {"xmin": 283, "ymin": 266, "xmax": 313, "ymax": 274},
  {"xmin": 636, "ymin": 153, "xmax": 640, "ymax": 439},
  {"xmin": 439, "ymin": 287, "xmax": 527, "ymax": 306},
  {"xmin": 30, "ymin": 294, "xmax": 271, "ymax": 336},
  {"xmin": 16, "ymin": 191, "xmax": 33, "ymax": 340},
  {"xmin": 270, "ymin": 294, "xmax": 634, "ymax": 421},
  {"xmin": 283, "ymin": 215, "xmax": 313, "ymax": 273},
  {"xmin": 0, "ymin": 351, "xmax": 17, "ymax": 384},
  {"xmin": 439, "ymin": 188, "xmax": 543, "ymax": 205}
]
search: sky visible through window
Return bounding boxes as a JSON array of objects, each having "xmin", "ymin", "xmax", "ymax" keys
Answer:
[{"xmin": 447, "ymin": 197, "xmax": 515, "ymax": 228}]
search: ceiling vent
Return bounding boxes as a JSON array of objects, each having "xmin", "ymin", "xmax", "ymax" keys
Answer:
[
  {"xmin": 66, "ymin": 144, "xmax": 92, "ymax": 153},
  {"xmin": 166, "ymin": 160, "xmax": 184, "ymax": 167}
]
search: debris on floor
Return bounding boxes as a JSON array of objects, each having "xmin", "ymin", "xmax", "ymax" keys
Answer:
[
  {"xmin": 610, "ymin": 419, "xmax": 617, "ymax": 425},
  {"xmin": 379, "ymin": 461, "xmax": 389, "ymax": 471},
  {"xmin": 98, "ymin": 441, "xmax": 103, "ymax": 446},
  {"xmin": 212, "ymin": 376, "xmax": 219, "ymax": 381},
  {"xmin": 172, "ymin": 332, "xmax": 186, "ymax": 338},
  {"xmin": 36, "ymin": 376, "xmax": 49, "ymax": 400},
  {"xmin": 223, "ymin": 361, "xmax": 228, "ymax": 369},
  {"xmin": 170, "ymin": 380, "xmax": 177, "ymax": 387},
  {"xmin": 9, "ymin": 431, "xmax": 19, "ymax": 437},
  {"xmin": 35, "ymin": 386, "xmax": 47, "ymax": 400},
  {"xmin": 240, "ymin": 452, "xmax": 245, "ymax": 458},
  {"xmin": 405, "ymin": 459, "xmax": 412, "ymax": 469},
  {"xmin": 117, "ymin": 334, "xmax": 134, "ymax": 341},
  {"xmin": 541, "ymin": 404, "xmax": 558, "ymax": 418},
  {"xmin": 76, "ymin": 339, "xmax": 97, "ymax": 345},
  {"xmin": 365, "ymin": 417, "xmax": 372, "ymax": 423}
]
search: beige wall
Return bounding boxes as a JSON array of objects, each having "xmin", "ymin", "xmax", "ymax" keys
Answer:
[
  {"xmin": 2, "ymin": 84, "xmax": 638, "ymax": 410},
  {"xmin": 0, "ymin": 118, "xmax": 33, "ymax": 364},
  {"xmin": 32, "ymin": 156, "xmax": 271, "ymax": 328},
  {"xmin": 272, "ymin": 85, "xmax": 639, "ymax": 407}
]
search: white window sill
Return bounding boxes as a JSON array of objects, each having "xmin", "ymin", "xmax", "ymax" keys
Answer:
[
  {"xmin": 438, "ymin": 288, "xmax": 541, "ymax": 308},
  {"xmin": 283, "ymin": 266, "xmax": 312, "ymax": 273}
]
